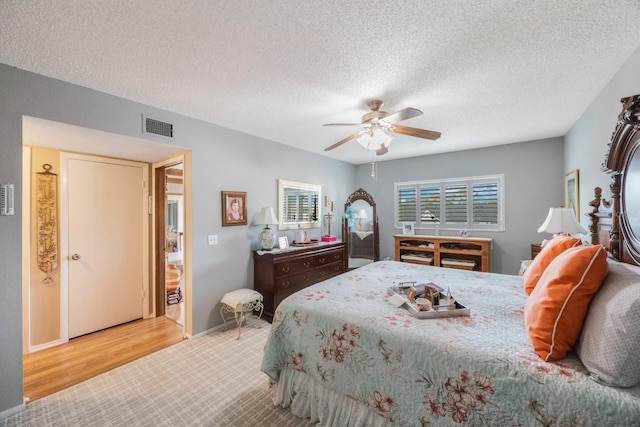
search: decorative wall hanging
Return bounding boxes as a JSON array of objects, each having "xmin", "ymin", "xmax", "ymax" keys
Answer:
[
  {"xmin": 564, "ymin": 169, "xmax": 580, "ymax": 220},
  {"xmin": 37, "ymin": 163, "xmax": 58, "ymax": 284}
]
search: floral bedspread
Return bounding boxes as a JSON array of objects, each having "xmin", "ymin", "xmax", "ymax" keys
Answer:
[{"xmin": 261, "ymin": 261, "xmax": 640, "ymax": 426}]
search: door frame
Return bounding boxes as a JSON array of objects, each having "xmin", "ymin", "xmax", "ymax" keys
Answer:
[
  {"xmin": 60, "ymin": 152, "xmax": 150, "ymax": 342},
  {"xmin": 152, "ymin": 154, "xmax": 190, "ymax": 336}
]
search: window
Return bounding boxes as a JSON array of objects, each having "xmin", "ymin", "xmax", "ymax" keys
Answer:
[{"xmin": 395, "ymin": 174, "xmax": 504, "ymax": 232}]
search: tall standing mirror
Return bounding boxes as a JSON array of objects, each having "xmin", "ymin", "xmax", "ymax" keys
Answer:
[{"xmin": 343, "ymin": 188, "xmax": 379, "ymax": 269}]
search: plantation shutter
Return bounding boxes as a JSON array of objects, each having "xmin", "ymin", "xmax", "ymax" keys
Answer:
[
  {"xmin": 420, "ymin": 186, "xmax": 440, "ymax": 223},
  {"xmin": 444, "ymin": 184, "xmax": 467, "ymax": 224},
  {"xmin": 398, "ymin": 186, "xmax": 418, "ymax": 222},
  {"xmin": 299, "ymin": 194, "xmax": 310, "ymax": 221},
  {"xmin": 285, "ymin": 194, "xmax": 297, "ymax": 221},
  {"xmin": 310, "ymin": 194, "xmax": 318, "ymax": 220},
  {"xmin": 472, "ymin": 182, "xmax": 498, "ymax": 225},
  {"xmin": 395, "ymin": 174, "xmax": 504, "ymax": 231}
]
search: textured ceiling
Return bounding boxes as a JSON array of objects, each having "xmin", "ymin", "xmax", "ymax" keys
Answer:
[{"xmin": 2, "ymin": 1, "xmax": 640, "ymax": 164}]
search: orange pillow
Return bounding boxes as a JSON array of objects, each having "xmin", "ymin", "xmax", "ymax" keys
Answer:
[
  {"xmin": 524, "ymin": 245, "xmax": 608, "ymax": 361},
  {"xmin": 523, "ymin": 235, "xmax": 582, "ymax": 295}
]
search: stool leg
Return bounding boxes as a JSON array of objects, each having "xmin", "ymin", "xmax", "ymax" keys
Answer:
[
  {"xmin": 256, "ymin": 302, "xmax": 264, "ymax": 324},
  {"xmin": 220, "ymin": 306, "xmax": 228, "ymax": 331},
  {"xmin": 234, "ymin": 311, "xmax": 243, "ymax": 340}
]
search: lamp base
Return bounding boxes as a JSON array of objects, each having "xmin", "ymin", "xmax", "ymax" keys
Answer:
[{"xmin": 259, "ymin": 227, "xmax": 276, "ymax": 250}]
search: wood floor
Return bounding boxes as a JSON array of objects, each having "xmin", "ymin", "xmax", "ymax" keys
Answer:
[{"xmin": 23, "ymin": 315, "xmax": 185, "ymax": 402}]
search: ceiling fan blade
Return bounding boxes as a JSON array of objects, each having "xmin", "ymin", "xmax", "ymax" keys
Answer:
[
  {"xmin": 383, "ymin": 107, "xmax": 423, "ymax": 123},
  {"xmin": 393, "ymin": 124, "xmax": 441, "ymax": 140},
  {"xmin": 323, "ymin": 123, "xmax": 361, "ymax": 126},
  {"xmin": 324, "ymin": 131, "xmax": 363, "ymax": 151}
]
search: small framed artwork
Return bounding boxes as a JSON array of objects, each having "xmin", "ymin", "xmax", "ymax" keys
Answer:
[
  {"xmin": 221, "ymin": 191, "xmax": 247, "ymax": 226},
  {"xmin": 278, "ymin": 236, "xmax": 289, "ymax": 249},
  {"xmin": 564, "ymin": 169, "xmax": 580, "ymax": 220},
  {"xmin": 402, "ymin": 222, "xmax": 415, "ymax": 235}
]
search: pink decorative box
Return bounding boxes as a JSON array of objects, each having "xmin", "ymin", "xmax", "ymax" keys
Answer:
[{"xmin": 321, "ymin": 235, "xmax": 337, "ymax": 242}]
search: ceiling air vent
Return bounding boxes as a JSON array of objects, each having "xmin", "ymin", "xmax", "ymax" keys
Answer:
[{"xmin": 143, "ymin": 115, "xmax": 173, "ymax": 138}]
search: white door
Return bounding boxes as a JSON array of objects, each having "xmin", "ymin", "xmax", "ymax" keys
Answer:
[{"xmin": 66, "ymin": 155, "xmax": 147, "ymax": 338}]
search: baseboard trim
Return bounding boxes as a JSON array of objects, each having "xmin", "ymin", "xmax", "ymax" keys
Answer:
[
  {"xmin": 0, "ymin": 397, "xmax": 27, "ymax": 420},
  {"xmin": 190, "ymin": 323, "xmax": 226, "ymax": 339}
]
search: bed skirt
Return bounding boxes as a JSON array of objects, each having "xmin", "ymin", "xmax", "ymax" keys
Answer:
[{"xmin": 271, "ymin": 367, "xmax": 393, "ymax": 427}]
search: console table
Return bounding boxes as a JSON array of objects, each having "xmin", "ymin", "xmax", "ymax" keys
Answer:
[
  {"xmin": 253, "ymin": 241, "xmax": 345, "ymax": 321},
  {"xmin": 394, "ymin": 235, "xmax": 491, "ymax": 272}
]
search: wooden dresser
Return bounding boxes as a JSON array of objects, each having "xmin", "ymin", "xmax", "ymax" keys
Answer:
[{"xmin": 253, "ymin": 241, "xmax": 345, "ymax": 321}]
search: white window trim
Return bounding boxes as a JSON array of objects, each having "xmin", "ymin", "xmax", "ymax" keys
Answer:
[{"xmin": 394, "ymin": 174, "xmax": 505, "ymax": 232}]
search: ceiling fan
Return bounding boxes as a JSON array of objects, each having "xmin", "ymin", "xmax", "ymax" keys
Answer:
[{"xmin": 323, "ymin": 99, "xmax": 441, "ymax": 155}]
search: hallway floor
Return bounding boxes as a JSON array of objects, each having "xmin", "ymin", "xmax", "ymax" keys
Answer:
[{"xmin": 23, "ymin": 316, "xmax": 185, "ymax": 401}]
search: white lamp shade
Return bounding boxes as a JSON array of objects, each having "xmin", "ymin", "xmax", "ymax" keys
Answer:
[
  {"xmin": 357, "ymin": 208, "xmax": 368, "ymax": 219},
  {"xmin": 255, "ymin": 207, "xmax": 279, "ymax": 225},
  {"xmin": 357, "ymin": 129, "xmax": 392, "ymax": 150},
  {"xmin": 537, "ymin": 207, "xmax": 587, "ymax": 234}
]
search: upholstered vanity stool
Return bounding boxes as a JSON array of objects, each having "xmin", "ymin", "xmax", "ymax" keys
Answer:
[{"xmin": 220, "ymin": 289, "xmax": 264, "ymax": 339}]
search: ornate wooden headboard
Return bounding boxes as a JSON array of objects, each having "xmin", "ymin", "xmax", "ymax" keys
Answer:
[{"xmin": 595, "ymin": 94, "xmax": 640, "ymax": 264}]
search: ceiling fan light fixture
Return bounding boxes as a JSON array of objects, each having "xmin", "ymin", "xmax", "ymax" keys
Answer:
[{"xmin": 357, "ymin": 129, "xmax": 393, "ymax": 151}]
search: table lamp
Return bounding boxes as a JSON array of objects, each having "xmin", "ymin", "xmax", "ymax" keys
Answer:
[
  {"xmin": 537, "ymin": 207, "xmax": 587, "ymax": 235},
  {"xmin": 357, "ymin": 208, "xmax": 368, "ymax": 231},
  {"xmin": 256, "ymin": 207, "xmax": 279, "ymax": 250}
]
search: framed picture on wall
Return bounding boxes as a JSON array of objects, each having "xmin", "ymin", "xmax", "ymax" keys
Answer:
[
  {"xmin": 222, "ymin": 191, "xmax": 247, "ymax": 226},
  {"xmin": 565, "ymin": 169, "xmax": 580, "ymax": 220}
]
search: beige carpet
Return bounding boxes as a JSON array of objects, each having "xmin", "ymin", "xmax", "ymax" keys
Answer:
[{"xmin": 1, "ymin": 318, "xmax": 312, "ymax": 426}]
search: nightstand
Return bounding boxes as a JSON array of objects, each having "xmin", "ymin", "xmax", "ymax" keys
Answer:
[{"xmin": 531, "ymin": 243, "xmax": 542, "ymax": 259}]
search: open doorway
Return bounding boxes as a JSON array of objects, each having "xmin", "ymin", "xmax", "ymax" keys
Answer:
[
  {"xmin": 154, "ymin": 159, "xmax": 186, "ymax": 327},
  {"xmin": 22, "ymin": 116, "xmax": 191, "ymax": 353}
]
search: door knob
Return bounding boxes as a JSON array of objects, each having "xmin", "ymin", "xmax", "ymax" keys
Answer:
[{"xmin": 71, "ymin": 254, "xmax": 81, "ymax": 261}]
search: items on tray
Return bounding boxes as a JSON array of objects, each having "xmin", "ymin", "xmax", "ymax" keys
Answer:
[{"xmin": 387, "ymin": 281, "xmax": 470, "ymax": 319}]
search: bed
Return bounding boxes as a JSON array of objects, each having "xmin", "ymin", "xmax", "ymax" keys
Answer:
[{"xmin": 260, "ymin": 95, "xmax": 640, "ymax": 426}]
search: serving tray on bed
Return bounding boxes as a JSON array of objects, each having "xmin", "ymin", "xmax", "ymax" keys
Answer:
[{"xmin": 387, "ymin": 285, "xmax": 470, "ymax": 319}]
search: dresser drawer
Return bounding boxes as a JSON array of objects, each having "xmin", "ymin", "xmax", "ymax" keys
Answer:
[
  {"xmin": 314, "ymin": 262, "xmax": 343, "ymax": 282},
  {"xmin": 275, "ymin": 274, "xmax": 315, "ymax": 306},
  {"xmin": 314, "ymin": 249, "xmax": 343, "ymax": 267},
  {"xmin": 274, "ymin": 256, "xmax": 313, "ymax": 278},
  {"xmin": 276, "ymin": 271, "xmax": 314, "ymax": 292}
]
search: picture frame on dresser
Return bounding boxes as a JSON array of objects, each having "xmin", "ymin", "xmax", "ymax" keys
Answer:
[{"xmin": 402, "ymin": 222, "xmax": 415, "ymax": 235}]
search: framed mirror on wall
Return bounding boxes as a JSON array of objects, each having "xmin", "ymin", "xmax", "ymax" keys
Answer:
[
  {"xmin": 343, "ymin": 188, "xmax": 379, "ymax": 269},
  {"xmin": 278, "ymin": 179, "xmax": 322, "ymax": 230}
]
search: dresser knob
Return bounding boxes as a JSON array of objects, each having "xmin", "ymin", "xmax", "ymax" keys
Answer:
[
  {"xmin": 281, "ymin": 266, "xmax": 290, "ymax": 273},
  {"xmin": 304, "ymin": 261, "xmax": 310, "ymax": 267},
  {"xmin": 282, "ymin": 281, "xmax": 289, "ymax": 287},
  {"xmin": 318, "ymin": 258, "xmax": 325, "ymax": 264}
]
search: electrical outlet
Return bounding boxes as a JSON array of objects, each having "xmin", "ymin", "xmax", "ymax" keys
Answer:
[{"xmin": 208, "ymin": 234, "xmax": 218, "ymax": 245}]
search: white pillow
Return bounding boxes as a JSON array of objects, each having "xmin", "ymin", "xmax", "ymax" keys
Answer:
[{"xmin": 575, "ymin": 259, "xmax": 640, "ymax": 387}]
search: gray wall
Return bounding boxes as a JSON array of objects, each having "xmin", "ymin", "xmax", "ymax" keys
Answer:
[
  {"xmin": 354, "ymin": 138, "xmax": 565, "ymax": 274},
  {"xmin": 566, "ymin": 43, "xmax": 640, "ymax": 211},
  {"xmin": 0, "ymin": 64, "xmax": 355, "ymax": 415}
]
